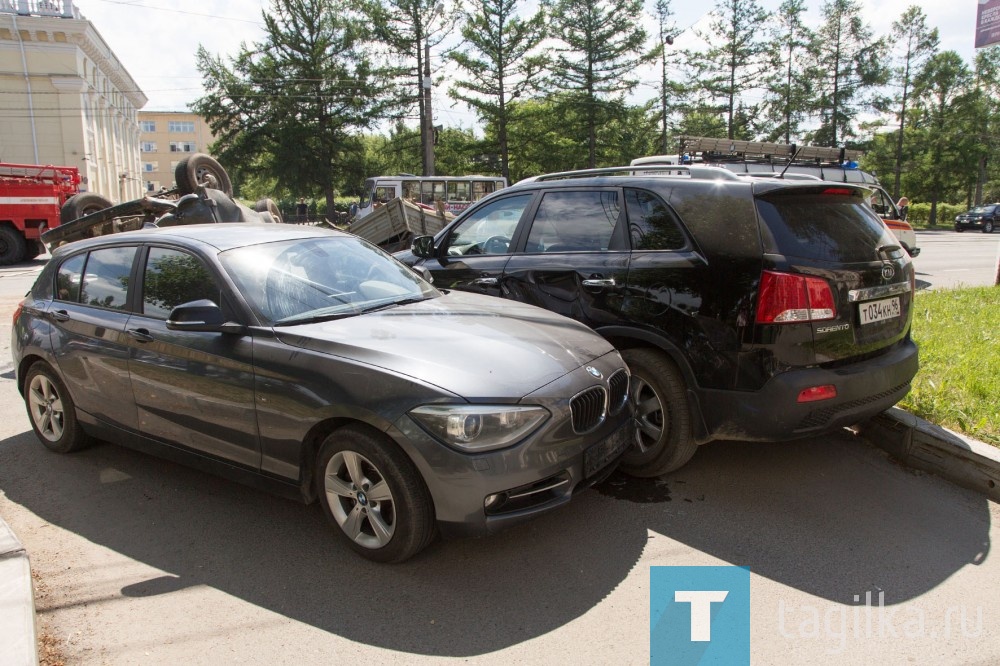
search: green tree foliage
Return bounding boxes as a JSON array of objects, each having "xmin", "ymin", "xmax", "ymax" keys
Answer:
[
  {"xmin": 487, "ymin": 97, "xmax": 655, "ymax": 179},
  {"xmin": 972, "ymin": 46, "xmax": 1000, "ymax": 204},
  {"xmin": 808, "ymin": 0, "xmax": 888, "ymax": 146},
  {"xmin": 546, "ymin": 0, "xmax": 654, "ymax": 167},
  {"xmin": 762, "ymin": 0, "xmax": 814, "ymax": 143},
  {"xmin": 449, "ymin": 0, "xmax": 547, "ymax": 181},
  {"xmin": 884, "ymin": 6, "xmax": 938, "ymax": 199},
  {"xmin": 365, "ymin": 0, "xmax": 453, "ymax": 175},
  {"xmin": 909, "ymin": 52, "xmax": 979, "ymax": 225},
  {"xmin": 193, "ymin": 0, "xmax": 398, "ymax": 212},
  {"xmin": 684, "ymin": 0, "xmax": 771, "ymax": 140}
]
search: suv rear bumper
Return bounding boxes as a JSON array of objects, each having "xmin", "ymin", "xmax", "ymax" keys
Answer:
[{"xmin": 698, "ymin": 339, "xmax": 919, "ymax": 441}]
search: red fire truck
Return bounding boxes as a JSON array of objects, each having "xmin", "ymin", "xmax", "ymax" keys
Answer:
[{"xmin": 0, "ymin": 162, "xmax": 82, "ymax": 264}]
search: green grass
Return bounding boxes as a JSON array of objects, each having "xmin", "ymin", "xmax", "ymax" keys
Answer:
[{"xmin": 900, "ymin": 286, "xmax": 1000, "ymax": 445}]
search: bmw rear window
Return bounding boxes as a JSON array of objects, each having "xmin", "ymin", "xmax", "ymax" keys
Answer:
[{"xmin": 755, "ymin": 187, "xmax": 896, "ymax": 262}]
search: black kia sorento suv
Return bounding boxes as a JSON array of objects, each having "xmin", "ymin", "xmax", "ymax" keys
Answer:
[{"xmin": 397, "ymin": 165, "xmax": 919, "ymax": 476}]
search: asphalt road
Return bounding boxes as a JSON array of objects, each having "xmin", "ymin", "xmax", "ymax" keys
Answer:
[
  {"xmin": 912, "ymin": 229, "xmax": 1000, "ymax": 290},
  {"xmin": 1, "ymin": 248, "xmax": 998, "ymax": 664}
]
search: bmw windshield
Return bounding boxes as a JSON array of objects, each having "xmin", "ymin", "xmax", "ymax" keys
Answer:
[{"xmin": 220, "ymin": 235, "xmax": 439, "ymax": 325}]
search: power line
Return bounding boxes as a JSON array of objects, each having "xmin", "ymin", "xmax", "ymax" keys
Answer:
[{"xmin": 85, "ymin": 0, "xmax": 266, "ymax": 26}]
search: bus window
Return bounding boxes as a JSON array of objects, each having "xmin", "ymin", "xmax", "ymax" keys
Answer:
[
  {"xmin": 403, "ymin": 181, "xmax": 420, "ymax": 203},
  {"xmin": 421, "ymin": 181, "xmax": 446, "ymax": 206},
  {"xmin": 472, "ymin": 180, "xmax": 501, "ymax": 201},
  {"xmin": 448, "ymin": 180, "xmax": 471, "ymax": 202},
  {"xmin": 373, "ymin": 186, "xmax": 395, "ymax": 205},
  {"xmin": 359, "ymin": 179, "xmax": 376, "ymax": 208}
]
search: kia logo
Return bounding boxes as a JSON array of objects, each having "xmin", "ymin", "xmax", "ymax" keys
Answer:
[{"xmin": 881, "ymin": 265, "xmax": 895, "ymax": 281}]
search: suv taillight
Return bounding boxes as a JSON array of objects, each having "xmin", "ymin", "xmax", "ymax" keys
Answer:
[{"xmin": 755, "ymin": 270, "xmax": 836, "ymax": 324}]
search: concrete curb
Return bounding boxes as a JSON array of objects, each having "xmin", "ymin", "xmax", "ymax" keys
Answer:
[
  {"xmin": 0, "ymin": 517, "xmax": 38, "ymax": 666},
  {"xmin": 862, "ymin": 407, "xmax": 1000, "ymax": 503}
]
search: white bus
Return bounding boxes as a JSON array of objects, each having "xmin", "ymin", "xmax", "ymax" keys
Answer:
[{"xmin": 352, "ymin": 175, "xmax": 507, "ymax": 220}]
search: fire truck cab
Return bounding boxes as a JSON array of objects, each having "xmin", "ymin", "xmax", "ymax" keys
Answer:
[{"xmin": 0, "ymin": 162, "xmax": 81, "ymax": 264}]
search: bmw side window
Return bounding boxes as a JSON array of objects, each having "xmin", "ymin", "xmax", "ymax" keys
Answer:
[
  {"xmin": 444, "ymin": 194, "xmax": 533, "ymax": 256},
  {"xmin": 55, "ymin": 254, "xmax": 86, "ymax": 303},
  {"xmin": 625, "ymin": 189, "xmax": 686, "ymax": 250},
  {"xmin": 142, "ymin": 247, "xmax": 222, "ymax": 320},
  {"xmin": 79, "ymin": 246, "xmax": 137, "ymax": 310},
  {"xmin": 527, "ymin": 190, "xmax": 621, "ymax": 252}
]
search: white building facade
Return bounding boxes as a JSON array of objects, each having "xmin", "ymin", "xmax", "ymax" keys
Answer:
[{"xmin": 0, "ymin": 0, "xmax": 148, "ymax": 201}]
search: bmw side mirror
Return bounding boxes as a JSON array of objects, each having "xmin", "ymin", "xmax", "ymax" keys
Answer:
[
  {"xmin": 167, "ymin": 299, "xmax": 243, "ymax": 334},
  {"xmin": 412, "ymin": 235, "xmax": 435, "ymax": 258}
]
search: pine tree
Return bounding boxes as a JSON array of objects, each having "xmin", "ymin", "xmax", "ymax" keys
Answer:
[
  {"xmin": 809, "ymin": 0, "xmax": 888, "ymax": 146},
  {"xmin": 762, "ymin": 0, "xmax": 814, "ymax": 143},
  {"xmin": 193, "ymin": 0, "xmax": 399, "ymax": 211},
  {"xmin": 886, "ymin": 6, "xmax": 939, "ymax": 198},
  {"xmin": 450, "ymin": 0, "xmax": 547, "ymax": 180},
  {"xmin": 684, "ymin": 0, "xmax": 771, "ymax": 140},
  {"xmin": 546, "ymin": 0, "xmax": 653, "ymax": 167}
]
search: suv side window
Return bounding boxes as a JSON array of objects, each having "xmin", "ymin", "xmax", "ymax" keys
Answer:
[
  {"xmin": 141, "ymin": 247, "xmax": 222, "ymax": 319},
  {"xmin": 625, "ymin": 188, "xmax": 686, "ymax": 250},
  {"xmin": 443, "ymin": 194, "xmax": 534, "ymax": 256},
  {"xmin": 527, "ymin": 190, "xmax": 622, "ymax": 252},
  {"xmin": 76, "ymin": 246, "xmax": 137, "ymax": 310}
]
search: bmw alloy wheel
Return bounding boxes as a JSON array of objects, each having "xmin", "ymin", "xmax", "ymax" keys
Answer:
[
  {"xmin": 324, "ymin": 450, "xmax": 396, "ymax": 549},
  {"xmin": 28, "ymin": 373, "xmax": 65, "ymax": 442}
]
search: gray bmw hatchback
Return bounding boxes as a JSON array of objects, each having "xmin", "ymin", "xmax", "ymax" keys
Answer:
[{"xmin": 12, "ymin": 224, "xmax": 631, "ymax": 562}]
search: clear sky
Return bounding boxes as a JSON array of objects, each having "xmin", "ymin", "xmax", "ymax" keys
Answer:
[{"xmin": 75, "ymin": 0, "xmax": 985, "ymax": 126}]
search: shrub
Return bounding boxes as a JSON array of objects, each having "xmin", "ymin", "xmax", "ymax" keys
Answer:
[{"xmin": 907, "ymin": 202, "xmax": 965, "ymax": 228}]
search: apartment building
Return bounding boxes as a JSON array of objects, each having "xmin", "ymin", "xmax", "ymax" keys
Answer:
[
  {"xmin": 137, "ymin": 111, "xmax": 215, "ymax": 192},
  {"xmin": 0, "ymin": 0, "xmax": 147, "ymax": 201}
]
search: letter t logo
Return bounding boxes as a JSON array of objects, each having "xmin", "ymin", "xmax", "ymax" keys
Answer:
[{"xmin": 674, "ymin": 590, "xmax": 729, "ymax": 641}]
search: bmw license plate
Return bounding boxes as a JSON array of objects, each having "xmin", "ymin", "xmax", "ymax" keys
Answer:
[
  {"xmin": 859, "ymin": 296, "xmax": 901, "ymax": 325},
  {"xmin": 584, "ymin": 423, "xmax": 633, "ymax": 477}
]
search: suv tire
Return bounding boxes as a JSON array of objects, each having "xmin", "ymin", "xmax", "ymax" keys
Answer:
[{"xmin": 619, "ymin": 349, "xmax": 697, "ymax": 477}]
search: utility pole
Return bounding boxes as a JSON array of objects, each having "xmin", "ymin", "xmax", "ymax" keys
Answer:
[
  {"xmin": 422, "ymin": 40, "xmax": 434, "ymax": 176},
  {"xmin": 420, "ymin": 3, "xmax": 443, "ymax": 177}
]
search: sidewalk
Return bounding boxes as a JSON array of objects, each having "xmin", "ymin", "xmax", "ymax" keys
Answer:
[{"xmin": 0, "ymin": 516, "xmax": 37, "ymax": 666}]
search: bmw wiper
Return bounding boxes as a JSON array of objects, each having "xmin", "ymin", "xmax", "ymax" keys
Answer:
[
  {"xmin": 273, "ymin": 309, "xmax": 359, "ymax": 326},
  {"xmin": 356, "ymin": 296, "xmax": 430, "ymax": 314}
]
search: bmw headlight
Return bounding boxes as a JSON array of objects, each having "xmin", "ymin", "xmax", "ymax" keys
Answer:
[{"xmin": 409, "ymin": 405, "xmax": 550, "ymax": 452}]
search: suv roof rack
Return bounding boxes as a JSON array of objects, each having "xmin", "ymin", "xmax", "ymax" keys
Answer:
[
  {"xmin": 521, "ymin": 164, "xmax": 742, "ymax": 183},
  {"xmin": 677, "ymin": 136, "xmax": 864, "ymax": 165},
  {"xmin": 735, "ymin": 172, "xmax": 824, "ymax": 181}
]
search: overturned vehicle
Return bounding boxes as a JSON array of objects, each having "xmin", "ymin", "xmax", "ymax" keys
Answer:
[{"xmin": 43, "ymin": 154, "xmax": 283, "ymax": 249}]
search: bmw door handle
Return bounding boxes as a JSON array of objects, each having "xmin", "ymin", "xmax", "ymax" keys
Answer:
[
  {"xmin": 582, "ymin": 277, "xmax": 616, "ymax": 288},
  {"xmin": 48, "ymin": 309, "xmax": 70, "ymax": 322},
  {"xmin": 127, "ymin": 328, "xmax": 154, "ymax": 343},
  {"xmin": 473, "ymin": 277, "xmax": 498, "ymax": 286}
]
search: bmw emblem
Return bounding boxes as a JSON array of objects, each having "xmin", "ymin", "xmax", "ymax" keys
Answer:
[
  {"xmin": 881, "ymin": 264, "xmax": 895, "ymax": 280},
  {"xmin": 586, "ymin": 366, "xmax": 602, "ymax": 379}
]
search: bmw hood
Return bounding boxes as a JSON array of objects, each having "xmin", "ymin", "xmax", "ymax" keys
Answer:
[{"xmin": 273, "ymin": 290, "xmax": 618, "ymax": 398}]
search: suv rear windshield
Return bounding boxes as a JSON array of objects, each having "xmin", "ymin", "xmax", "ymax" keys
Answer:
[{"xmin": 755, "ymin": 189, "xmax": 895, "ymax": 262}]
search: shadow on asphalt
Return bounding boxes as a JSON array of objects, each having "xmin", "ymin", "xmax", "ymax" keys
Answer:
[{"xmin": 0, "ymin": 426, "xmax": 991, "ymax": 657}]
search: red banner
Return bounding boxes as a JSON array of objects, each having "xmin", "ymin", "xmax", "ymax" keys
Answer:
[{"xmin": 977, "ymin": 0, "xmax": 1000, "ymax": 48}]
